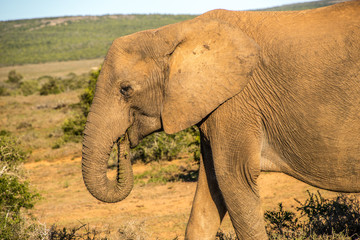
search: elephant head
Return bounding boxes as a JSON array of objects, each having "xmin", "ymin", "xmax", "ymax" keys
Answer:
[{"xmin": 82, "ymin": 16, "xmax": 260, "ymax": 203}]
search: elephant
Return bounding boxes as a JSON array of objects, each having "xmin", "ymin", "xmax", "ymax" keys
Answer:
[{"xmin": 81, "ymin": 1, "xmax": 360, "ymax": 239}]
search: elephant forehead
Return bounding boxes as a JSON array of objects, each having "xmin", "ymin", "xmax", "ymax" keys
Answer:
[{"xmin": 103, "ymin": 52, "xmax": 152, "ymax": 80}]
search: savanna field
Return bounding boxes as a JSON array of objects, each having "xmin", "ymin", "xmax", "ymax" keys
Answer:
[{"xmin": 1, "ymin": 1, "xmax": 360, "ymax": 239}]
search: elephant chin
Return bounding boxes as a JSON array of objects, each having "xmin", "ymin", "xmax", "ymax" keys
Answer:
[{"xmin": 126, "ymin": 115, "xmax": 163, "ymax": 148}]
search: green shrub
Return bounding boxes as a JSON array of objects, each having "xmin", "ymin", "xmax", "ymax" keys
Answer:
[
  {"xmin": 216, "ymin": 230, "xmax": 238, "ymax": 240},
  {"xmin": 0, "ymin": 132, "xmax": 40, "ymax": 240},
  {"xmin": 296, "ymin": 191, "xmax": 360, "ymax": 238},
  {"xmin": 0, "ymin": 133, "xmax": 27, "ymax": 167},
  {"xmin": 61, "ymin": 72, "xmax": 88, "ymax": 91},
  {"xmin": 0, "ymin": 85, "xmax": 9, "ymax": 96},
  {"xmin": 61, "ymin": 115, "xmax": 86, "ymax": 143},
  {"xmin": 1, "ymin": 72, "xmax": 87, "ymax": 97},
  {"xmin": 132, "ymin": 126, "xmax": 200, "ymax": 162},
  {"xmin": 265, "ymin": 191, "xmax": 360, "ymax": 239},
  {"xmin": 79, "ymin": 68, "xmax": 99, "ymax": 117},
  {"xmin": 48, "ymin": 224, "xmax": 104, "ymax": 240},
  {"xmin": 20, "ymin": 80, "xmax": 39, "ymax": 96},
  {"xmin": 39, "ymin": 77, "xmax": 62, "ymax": 95},
  {"xmin": 0, "ymin": 70, "xmax": 24, "ymax": 96},
  {"xmin": 6, "ymin": 70, "xmax": 23, "ymax": 85},
  {"xmin": 265, "ymin": 203, "xmax": 301, "ymax": 238},
  {"xmin": 59, "ymin": 68, "xmax": 99, "ymax": 145},
  {"xmin": 133, "ymin": 161, "xmax": 199, "ymax": 185},
  {"xmin": 134, "ymin": 164, "xmax": 180, "ymax": 185}
]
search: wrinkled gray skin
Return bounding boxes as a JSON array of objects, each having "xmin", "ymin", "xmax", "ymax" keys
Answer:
[{"xmin": 82, "ymin": 2, "xmax": 360, "ymax": 239}]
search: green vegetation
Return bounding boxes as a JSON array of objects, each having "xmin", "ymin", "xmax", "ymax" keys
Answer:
[
  {"xmin": 215, "ymin": 191, "xmax": 360, "ymax": 240},
  {"xmin": 132, "ymin": 126, "xmax": 200, "ymax": 163},
  {"xmin": 259, "ymin": 0, "xmax": 335, "ymax": 11},
  {"xmin": 216, "ymin": 230, "xmax": 238, "ymax": 240},
  {"xmin": 134, "ymin": 164, "xmax": 181, "ymax": 185},
  {"xmin": 134, "ymin": 161, "xmax": 198, "ymax": 185},
  {"xmin": 61, "ymin": 67, "xmax": 99, "ymax": 143},
  {"xmin": 0, "ymin": 131, "xmax": 40, "ymax": 240},
  {"xmin": 19, "ymin": 79, "xmax": 38, "ymax": 96},
  {"xmin": 0, "ymin": 70, "xmax": 24, "ymax": 96},
  {"xmin": 6, "ymin": 70, "xmax": 23, "ymax": 85},
  {"xmin": 265, "ymin": 191, "xmax": 360, "ymax": 239},
  {"xmin": 48, "ymin": 224, "xmax": 108, "ymax": 240},
  {"xmin": 0, "ymin": 70, "xmax": 88, "ymax": 96},
  {"xmin": 0, "ymin": 15, "xmax": 195, "ymax": 66}
]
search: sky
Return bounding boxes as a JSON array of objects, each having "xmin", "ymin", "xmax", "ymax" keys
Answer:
[{"xmin": 0, "ymin": 0, "xmax": 317, "ymax": 21}]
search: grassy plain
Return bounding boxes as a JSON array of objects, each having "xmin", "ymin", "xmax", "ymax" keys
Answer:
[{"xmin": 0, "ymin": 58, "xmax": 103, "ymax": 82}]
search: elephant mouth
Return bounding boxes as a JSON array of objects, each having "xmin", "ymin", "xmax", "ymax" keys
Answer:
[
  {"xmin": 126, "ymin": 127, "xmax": 164, "ymax": 149},
  {"xmin": 126, "ymin": 128, "xmax": 141, "ymax": 149}
]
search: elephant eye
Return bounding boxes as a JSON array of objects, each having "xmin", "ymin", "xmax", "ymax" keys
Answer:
[{"xmin": 120, "ymin": 83, "xmax": 133, "ymax": 97}]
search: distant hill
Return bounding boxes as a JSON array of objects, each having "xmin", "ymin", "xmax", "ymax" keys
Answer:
[
  {"xmin": 258, "ymin": 0, "xmax": 347, "ymax": 11},
  {"xmin": 0, "ymin": 15, "xmax": 194, "ymax": 66},
  {"xmin": 0, "ymin": 0, "xmax": 346, "ymax": 66}
]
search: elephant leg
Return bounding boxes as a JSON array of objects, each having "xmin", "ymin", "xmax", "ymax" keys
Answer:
[
  {"xmin": 213, "ymin": 135, "xmax": 267, "ymax": 240},
  {"xmin": 199, "ymin": 110, "xmax": 267, "ymax": 240},
  {"xmin": 185, "ymin": 137, "xmax": 227, "ymax": 240}
]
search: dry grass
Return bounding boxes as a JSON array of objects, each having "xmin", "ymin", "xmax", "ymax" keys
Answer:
[
  {"xmin": 0, "ymin": 90, "xmax": 82, "ymax": 161},
  {"xmin": 0, "ymin": 58, "xmax": 103, "ymax": 82},
  {"xmin": 0, "ymin": 59, "xmax": 104, "ymax": 160}
]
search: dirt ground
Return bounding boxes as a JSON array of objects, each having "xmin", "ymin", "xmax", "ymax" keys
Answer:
[{"xmin": 25, "ymin": 156, "xmax": 358, "ymax": 240}]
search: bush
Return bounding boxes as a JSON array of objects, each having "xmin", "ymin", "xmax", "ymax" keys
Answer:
[
  {"xmin": 6, "ymin": 70, "xmax": 23, "ymax": 85},
  {"xmin": 37, "ymin": 73, "xmax": 88, "ymax": 96},
  {"xmin": 134, "ymin": 164, "xmax": 181, "ymax": 185},
  {"xmin": 62, "ymin": 115, "xmax": 86, "ymax": 143},
  {"xmin": 48, "ymin": 224, "xmax": 107, "ymax": 240},
  {"xmin": 61, "ymin": 72, "xmax": 88, "ymax": 91},
  {"xmin": 0, "ymin": 85, "xmax": 9, "ymax": 96},
  {"xmin": 20, "ymin": 80, "xmax": 39, "ymax": 96},
  {"xmin": 132, "ymin": 126, "xmax": 200, "ymax": 162},
  {"xmin": 296, "ymin": 191, "xmax": 360, "ymax": 238},
  {"xmin": 39, "ymin": 77, "xmax": 62, "ymax": 95},
  {"xmin": 78, "ymin": 68, "xmax": 99, "ymax": 117},
  {"xmin": 265, "ymin": 191, "xmax": 360, "ymax": 239},
  {"xmin": 265, "ymin": 203, "xmax": 301, "ymax": 238},
  {"xmin": 216, "ymin": 230, "xmax": 238, "ymax": 240},
  {"xmin": 59, "ymin": 68, "xmax": 99, "ymax": 145},
  {"xmin": 0, "ymin": 132, "xmax": 40, "ymax": 240}
]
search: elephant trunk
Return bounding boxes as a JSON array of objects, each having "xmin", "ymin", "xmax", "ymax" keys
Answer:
[{"xmin": 82, "ymin": 110, "xmax": 133, "ymax": 203}]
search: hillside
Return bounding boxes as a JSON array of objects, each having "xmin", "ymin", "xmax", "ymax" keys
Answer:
[
  {"xmin": 258, "ymin": 0, "xmax": 344, "ymax": 11},
  {"xmin": 0, "ymin": 15, "xmax": 194, "ymax": 66},
  {"xmin": 0, "ymin": 0, "xmax": 346, "ymax": 67}
]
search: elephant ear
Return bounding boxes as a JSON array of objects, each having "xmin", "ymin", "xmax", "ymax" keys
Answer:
[{"xmin": 161, "ymin": 18, "xmax": 261, "ymax": 134}]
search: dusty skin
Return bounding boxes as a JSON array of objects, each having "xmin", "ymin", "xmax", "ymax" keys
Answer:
[{"xmin": 81, "ymin": 1, "xmax": 360, "ymax": 239}]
